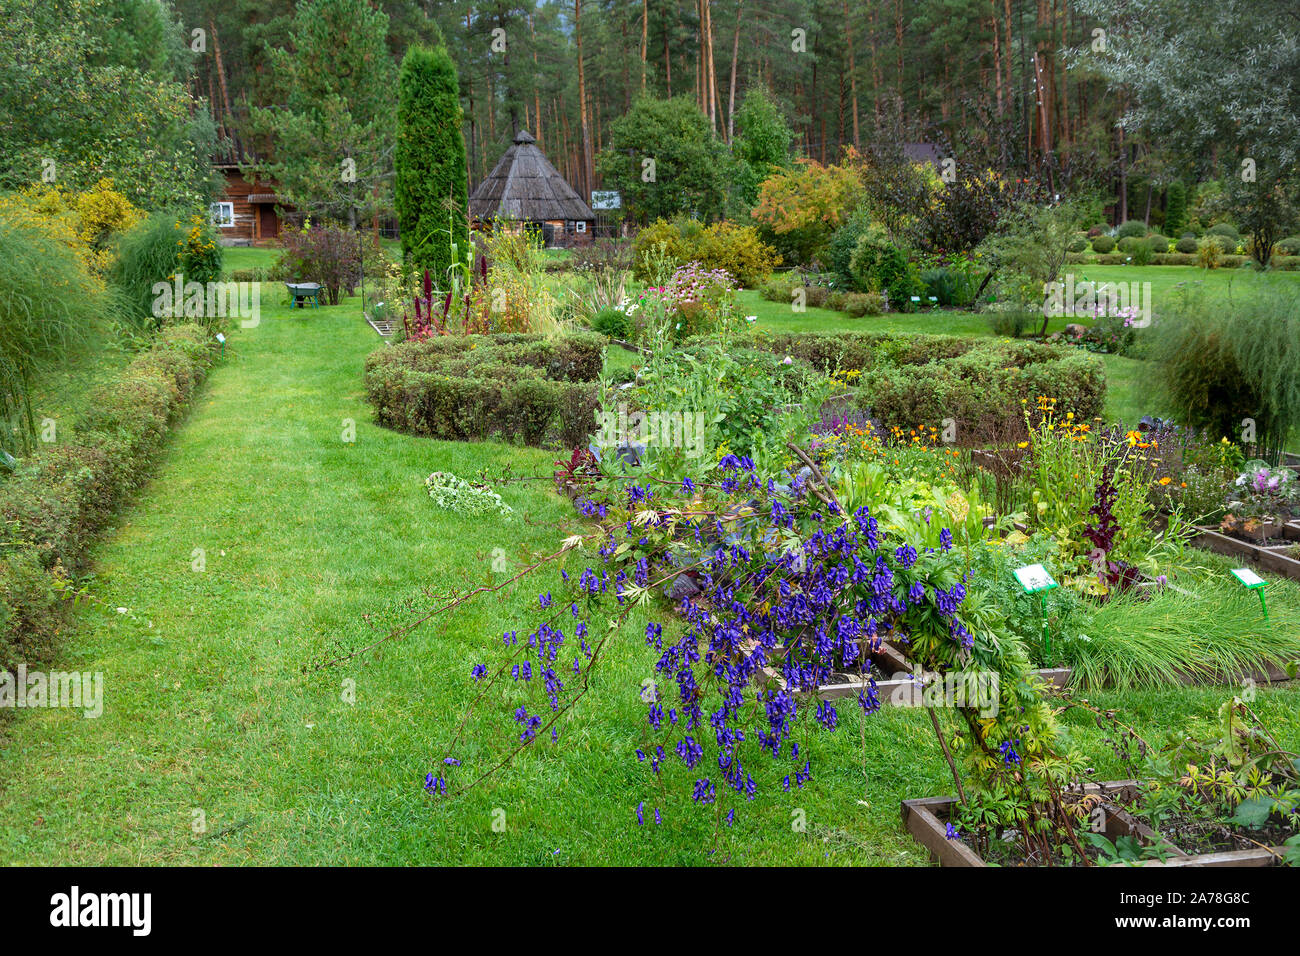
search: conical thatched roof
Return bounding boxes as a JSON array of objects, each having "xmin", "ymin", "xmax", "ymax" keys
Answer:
[{"xmin": 469, "ymin": 130, "xmax": 595, "ymax": 222}]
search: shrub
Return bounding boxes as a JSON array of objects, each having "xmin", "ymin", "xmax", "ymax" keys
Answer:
[
  {"xmin": 1116, "ymin": 236, "xmax": 1143, "ymax": 254},
  {"xmin": 1175, "ymin": 236, "xmax": 1199, "ymax": 254},
  {"xmin": 1066, "ymin": 233, "xmax": 1089, "ymax": 253},
  {"xmin": 276, "ymin": 221, "xmax": 362, "ymax": 306},
  {"xmin": 1278, "ymin": 236, "xmax": 1300, "ymax": 256},
  {"xmin": 0, "ymin": 325, "xmax": 217, "ymax": 677},
  {"xmin": 631, "ymin": 219, "xmax": 687, "ymax": 281},
  {"xmin": 1147, "ymin": 234, "xmax": 1169, "ymax": 253},
  {"xmin": 694, "ymin": 221, "xmax": 780, "ymax": 287},
  {"xmin": 834, "ymin": 292, "xmax": 884, "ymax": 317},
  {"xmin": 1091, "ymin": 235, "xmax": 1116, "ymax": 254},
  {"xmin": 631, "ymin": 218, "xmax": 778, "ymax": 287},
  {"xmin": 111, "ymin": 211, "xmax": 223, "ymax": 328},
  {"xmin": 364, "ymin": 332, "xmax": 604, "ymax": 447},
  {"xmin": 1197, "ymin": 237, "xmax": 1223, "ymax": 269},
  {"xmin": 590, "ymin": 306, "xmax": 633, "ymax": 340},
  {"xmin": 1116, "ymin": 220, "xmax": 1147, "ymax": 239},
  {"xmin": 921, "ymin": 266, "xmax": 975, "ymax": 307},
  {"xmin": 759, "ymin": 271, "xmax": 801, "ymax": 303},
  {"xmin": 802, "ymin": 283, "xmax": 829, "ymax": 308},
  {"xmin": 1131, "ymin": 239, "xmax": 1154, "ymax": 265},
  {"xmin": 986, "ymin": 308, "xmax": 1037, "ymax": 338},
  {"xmin": 826, "ymin": 212, "xmax": 874, "ymax": 288}
]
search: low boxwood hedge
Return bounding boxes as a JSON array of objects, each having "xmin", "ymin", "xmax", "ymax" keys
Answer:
[
  {"xmin": 0, "ymin": 324, "xmax": 219, "ymax": 678},
  {"xmin": 365, "ymin": 332, "xmax": 604, "ymax": 447},
  {"xmin": 703, "ymin": 331, "xmax": 1106, "ymax": 438}
]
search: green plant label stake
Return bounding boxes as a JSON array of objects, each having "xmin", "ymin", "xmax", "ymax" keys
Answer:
[
  {"xmin": 1014, "ymin": 563, "xmax": 1059, "ymax": 662},
  {"xmin": 1230, "ymin": 567, "xmax": 1269, "ymax": 621}
]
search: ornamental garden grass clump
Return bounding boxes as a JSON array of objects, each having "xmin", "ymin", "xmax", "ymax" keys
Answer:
[{"xmin": 364, "ymin": 332, "xmax": 605, "ymax": 447}]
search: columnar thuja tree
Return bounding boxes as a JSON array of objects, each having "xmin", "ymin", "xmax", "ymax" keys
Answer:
[{"xmin": 395, "ymin": 44, "xmax": 469, "ymax": 287}]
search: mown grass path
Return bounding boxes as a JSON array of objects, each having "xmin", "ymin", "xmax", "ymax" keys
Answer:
[{"xmin": 1, "ymin": 298, "xmax": 1296, "ymax": 865}]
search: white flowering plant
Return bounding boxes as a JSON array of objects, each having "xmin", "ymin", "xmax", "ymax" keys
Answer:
[{"xmin": 425, "ymin": 471, "xmax": 513, "ymax": 518}]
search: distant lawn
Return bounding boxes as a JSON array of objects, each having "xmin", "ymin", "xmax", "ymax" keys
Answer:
[{"xmin": 221, "ymin": 245, "xmax": 280, "ymax": 276}]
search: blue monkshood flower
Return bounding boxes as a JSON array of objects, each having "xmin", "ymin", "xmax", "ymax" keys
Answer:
[
  {"xmin": 726, "ymin": 808, "xmax": 735, "ymax": 827},
  {"xmin": 940, "ymin": 527, "xmax": 953, "ymax": 551},
  {"xmin": 676, "ymin": 736, "xmax": 704, "ymax": 768},
  {"xmin": 470, "ymin": 663, "xmax": 487, "ymax": 681},
  {"xmin": 636, "ymin": 801, "xmax": 645, "ymax": 825},
  {"xmin": 443, "ymin": 757, "xmax": 460, "ymax": 766},
  {"xmin": 539, "ymin": 592, "xmax": 553, "ymax": 608},
  {"xmin": 894, "ymin": 544, "xmax": 918, "ymax": 569},
  {"xmin": 424, "ymin": 773, "xmax": 446, "ymax": 795},
  {"xmin": 923, "ymin": 506, "xmax": 933, "ymax": 524},
  {"xmin": 682, "ymin": 477, "xmax": 695, "ymax": 493},
  {"xmin": 945, "ymin": 823, "xmax": 960, "ymax": 840},
  {"xmin": 692, "ymin": 778, "xmax": 716, "ymax": 804},
  {"xmin": 908, "ymin": 580, "xmax": 925, "ymax": 602},
  {"xmin": 815, "ymin": 699, "xmax": 838, "ymax": 731},
  {"xmin": 635, "ymin": 748, "xmax": 646, "ymax": 761},
  {"xmin": 999, "ymin": 739, "xmax": 1022, "ymax": 766},
  {"xmin": 654, "ymin": 807, "xmax": 662, "ymax": 825}
]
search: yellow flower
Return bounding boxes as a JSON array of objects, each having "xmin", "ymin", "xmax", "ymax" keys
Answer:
[
  {"xmin": 1017, "ymin": 441, "xmax": 1029, "ymax": 449},
  {"xmin": 1159, "ymin": 476, "xmax": 1172, "ymax": 486}
]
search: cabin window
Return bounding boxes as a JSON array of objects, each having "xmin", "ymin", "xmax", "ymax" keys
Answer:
[
  {"xmin": 575, "ymin": 221, "xmax": 587, "ymax": 234},
  {"xmin": 210, "ymin": 202, "xmax": 235, "ymax": 228}
]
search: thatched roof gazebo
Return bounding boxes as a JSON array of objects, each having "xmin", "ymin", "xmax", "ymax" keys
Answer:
[{"xmin": 469, "ymin": 130, "xmax": 596, "ymax": 247}]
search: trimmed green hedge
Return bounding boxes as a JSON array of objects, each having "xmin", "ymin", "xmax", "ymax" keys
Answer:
[
  {"xmin": 0, "ymin": 324, "xmax": 219, "ymax": 676},
  {"xmin": 365, "ymin": 332, "xmax": 604, "ymax": 447},
  {"xmin": 703, "ymin": 331, "xmax": 1106, "ymax": 438}
]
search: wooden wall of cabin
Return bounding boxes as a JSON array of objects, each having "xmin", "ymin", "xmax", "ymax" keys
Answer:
[{"xmin": 216, "ymin": 168, "xmax": 283, "ymax": 245}]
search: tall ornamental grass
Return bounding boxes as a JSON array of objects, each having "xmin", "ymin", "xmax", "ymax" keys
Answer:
[
  {"xmin": 0, "ymin": 214, "xmax": 107, "ymax": 456},
  {"xmin": 1154, "ymin": 283, "xmax": 1300, "ymax": 462}
]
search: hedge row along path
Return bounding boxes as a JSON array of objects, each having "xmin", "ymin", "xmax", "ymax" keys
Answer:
[{"xmin": 1, "ymin": 296, "xmax": 1298, "ymax": 865}]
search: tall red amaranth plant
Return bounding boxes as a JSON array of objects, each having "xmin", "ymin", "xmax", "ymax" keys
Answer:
[
  {"xmin": 1083, "ymin": 465, "xmax": 1139, "ymax": 594},
  {"xmin": 402, "ymin": 269, "xmax": 454, "ymax": 341}
]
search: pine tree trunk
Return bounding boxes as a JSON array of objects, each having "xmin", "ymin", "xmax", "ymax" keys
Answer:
[
  {"xmin": 843, "ymin": 0, "xmax": 859, "ymax": 147},
  {"xmin": 727, "ymin": 0, "xmax": 743, "ymax": 141},
  {"xmin": 575, "ymin": 0, "xmax": 593, "ymax": 200}
]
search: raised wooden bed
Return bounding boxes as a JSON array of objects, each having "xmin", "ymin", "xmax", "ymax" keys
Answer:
[
  {"xmin": 902, "ymin": 782, "xmax": 1287, "ymax": 867},
  {"xmin": 1189, "ymin": 519, "xmax": 1300, "ymax": 582}
]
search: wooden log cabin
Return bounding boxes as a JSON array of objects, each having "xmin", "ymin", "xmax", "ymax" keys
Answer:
[
  {"xmin": 469, "ymin": 131, "xmax": 596, "ymax": 247},
  {"xmin": 212, "ymin": 162, "xmax": 291, "ymax": 246},
  {"xmin": 210, "ymin": 121, "xmax": 294, "ymax": 246}
]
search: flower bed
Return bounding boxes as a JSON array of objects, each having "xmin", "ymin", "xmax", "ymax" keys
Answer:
[{"xmin": 902, "ymin": 783, "xmax": 1288, "ymax": 867}]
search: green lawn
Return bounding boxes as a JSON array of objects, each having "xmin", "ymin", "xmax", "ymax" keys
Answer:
[
  {"xmin": 2, "ymin": 294, "xmax": 1298, "ymax": 865},
  {"xmin": 221, "ymin": 245, "xmax": 279, "ymax": 274}
]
